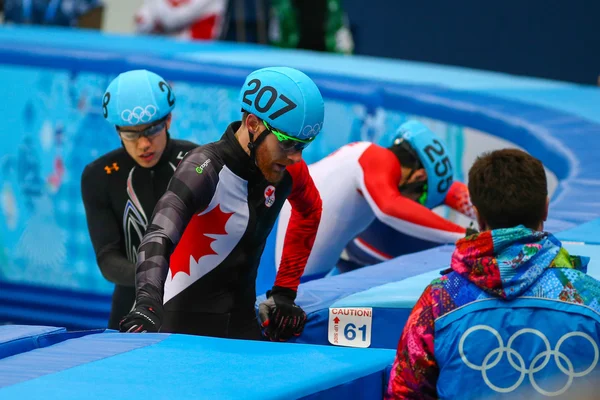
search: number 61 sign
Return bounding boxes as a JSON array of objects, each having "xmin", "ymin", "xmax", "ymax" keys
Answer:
[{"xmin": 328, "ymin": 307, "xmax": 373, "ymax": 348}]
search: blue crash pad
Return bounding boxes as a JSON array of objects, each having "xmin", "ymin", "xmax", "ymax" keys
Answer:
[{"xmin": 0, "ymin": 332, "xmax": 395, "ymax": 400}]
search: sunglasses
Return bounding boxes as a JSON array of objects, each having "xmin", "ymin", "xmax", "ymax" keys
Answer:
[
  {"xmin": 395, "ymin": 138, "xmax": 428, "ymax": 204},
  {"xmin": 263, "ymin": 120, "xmax": 315, "ymax": 152},
  {"xmin": 418, "ymin": 184, "xmax": 428, "ymax": 205},
  {"xmin": 117, "ymin": 117, "xmax": 167, "ymax": 141}
]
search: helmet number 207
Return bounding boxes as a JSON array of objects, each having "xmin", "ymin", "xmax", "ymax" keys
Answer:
[
  {"xmin": 242, "ymin": 79, "xmax": 297, "ymax": 120},
  {"xmin": 424, "ymin": 139, "xmax": 452, "ymax": 193}
]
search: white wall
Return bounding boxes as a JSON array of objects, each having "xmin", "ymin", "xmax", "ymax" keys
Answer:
[{"xmin": 101, "ymin": 0, "xmax": 145, "ymax": 34}]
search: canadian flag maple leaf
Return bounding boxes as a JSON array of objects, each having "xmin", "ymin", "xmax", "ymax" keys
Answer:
[
  {"xmin": 169, "ymin": 204, "xmax": 234, "ymax": 278},
  {"xmin": 265, "ymin": 187, "xmax": 274, "ymax": 197}
]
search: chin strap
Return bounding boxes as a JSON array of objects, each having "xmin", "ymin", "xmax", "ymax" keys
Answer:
[
  {"xmin": 247, "ymin": 129, "xmax": 270, "ymax": 168},
  {"xmin": 397, "ymin": 150, "xmax": 427, "ymax": 203},
  {"xmin": 399, "ymin": 175, "xmax": 427, "ymax": 205},
  {"xmin": 399, "ymin": 179, "xmax": 427, "ymax": 195}
]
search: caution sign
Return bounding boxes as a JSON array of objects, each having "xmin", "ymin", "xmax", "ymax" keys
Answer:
[{"xmin": 327, "ymin": 307, "xmax": 372, "ymax": 348}]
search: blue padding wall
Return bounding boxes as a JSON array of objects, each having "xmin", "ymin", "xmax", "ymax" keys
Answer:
[
  {"xmin": 0, "ymin": 330, "xmax": 395, "ymax": 399},
  {"xmin": 1, "ymin": 26, "xmax": 600, "ymax": 328},
  {"xmin": 277, "ymin": 242, "xmax": 600, "ymax": 349}
]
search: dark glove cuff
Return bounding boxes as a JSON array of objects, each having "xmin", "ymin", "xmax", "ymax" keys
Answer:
[
  {"xmin": 136, "ymin": 290, "xmax": 163, "ymax": 320},
  {"xmin": 267, "ymin": 286, "xmax": 297, "ymax": 302},
  {"xmin": 466, "ymin": 227, "xmax": 479, "ymax": 237},
  {"xmin": 466, "ymin": 222, "xmax": 479, "ymax": 237}
]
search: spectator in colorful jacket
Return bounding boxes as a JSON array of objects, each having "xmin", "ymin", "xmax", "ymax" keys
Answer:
[{"xmin": 386, "ymin": 148, "xmax": 600, "ymax": 399}]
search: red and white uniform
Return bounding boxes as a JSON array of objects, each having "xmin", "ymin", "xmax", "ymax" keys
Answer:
[
  {"xmin": 275, "ymin": 142, "xmax": 475, "ymax": 277},
  {"xmin": 135, "ymin": 0, "xmax": 227, "ymax": 41}
]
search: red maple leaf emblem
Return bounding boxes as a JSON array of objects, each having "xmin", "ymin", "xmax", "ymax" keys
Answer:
[
  {"xmin": 169, "ymin": 204, "xmax": 234, "ymax": 278},
  {"xmin": 265, "ymin": 187, "xmax": 274, "ymax": 197}
]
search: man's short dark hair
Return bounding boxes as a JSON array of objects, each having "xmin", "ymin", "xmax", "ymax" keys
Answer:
[
  {"xmin": 242, "ymin": 111, "xmax": 250, "ymax": 124},
  {"xmin": 468, "ymin": 148, "xmax": 548, "ymax": 230},
  {"xmin": 389, "ymin": 140, "xmax": 420, "ymax": 169}
]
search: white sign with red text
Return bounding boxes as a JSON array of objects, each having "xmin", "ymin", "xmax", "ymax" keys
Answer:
[{"xmin": 328, "ymin": 307, "xmax": 373, "ymax": 348}]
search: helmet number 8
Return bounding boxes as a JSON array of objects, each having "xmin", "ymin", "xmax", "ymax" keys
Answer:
[
  {"xmin": 242, "ymin": 79, "xmax": 297, "ymax": 120},
  {"xmin": 102, "ymin": 92, "xmax": 111, "ymax": 118},
  {"xmin": 424, "ymin": 139, "xmax": 453, "ymax": 194}
]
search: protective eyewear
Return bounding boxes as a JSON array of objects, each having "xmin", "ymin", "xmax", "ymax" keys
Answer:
[
  {"xmin": 117, "ymin": 117, "xmax": 167, "ymax": 141},
  {"xmin": 395, "ymin": 137, "xmax": 427, "ymax": 205},
  {"xmin": 263, "ymin": 120, "xmax": 315, "ymax": 152},
  {"xmin": 418, "ymin": 184, "xmax": 428, "ymax": 205}
]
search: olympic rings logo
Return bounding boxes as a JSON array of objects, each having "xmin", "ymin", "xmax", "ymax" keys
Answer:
[
  {"xmin": 301, "ymin": 122, "xmax": 323, "ymax": 139},
  {"xmin": 459, "ymin": 325, "xmax": 599, "ymax": 396},
  {"xmin": 121, "ymin": 105, "xmax": 157, "ymax": 124}
]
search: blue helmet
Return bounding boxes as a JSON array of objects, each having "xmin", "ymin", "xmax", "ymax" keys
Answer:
[
  {"xmin": 394, "ymin": 121, "xmax": 454, "ymax": 209},
  {"xmin": 239, "ymin": 67, "xmax": 325, "ymax": 141},
  {"xmin": 103, "ymin": 69, "xmax": 176, "ymax": 127}
]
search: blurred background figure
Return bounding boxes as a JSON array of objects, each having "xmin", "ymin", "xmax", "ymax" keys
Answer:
[
  {"xmin": 134, "ymin": 0, "xmax": 227, "ymax": 40},
  {"xmin": 3, "ymin": 0, "xmax": 104, "ymax": 29},
  {"xmin": 269, "ymin": 0, "xmax": 353, "ymax": 54}
]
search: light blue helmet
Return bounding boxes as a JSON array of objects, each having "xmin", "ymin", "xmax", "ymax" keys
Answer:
[
  {"xmin": 395, "ymin": 121, "xmax": 454, "ymax": 208},
  {"xmin": 239, "ymin": 67, "xmax": 325, "ymax": 141},
  {"xmin": 102, "ymin": 69, "xmax": 176, "ymax": 127}
]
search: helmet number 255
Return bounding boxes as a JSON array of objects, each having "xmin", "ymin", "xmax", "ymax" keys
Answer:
[
  {"xmin": 242, "ymin": 79, "xmax": 297, "ymax": 120},
  {"xmin": 424, "ymin": 139, "xmax": 452, "ymax": 193}
]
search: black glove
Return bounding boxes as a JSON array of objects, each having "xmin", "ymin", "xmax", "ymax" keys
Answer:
[
  {"xmin": 466, "ymin": 222, "xmax": 479, "ymax": 237},
  {"xmin": 119, "ymin": 299, "xmax": 162, "ymax": 333},
  {"xmin": 258, "ymin": 286, "xmax": 307, "ymax": 342}
]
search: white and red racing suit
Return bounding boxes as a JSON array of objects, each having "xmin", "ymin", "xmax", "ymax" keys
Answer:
[
  {"xmin": 275, "ymin": 142, "xmax": 475, "ymax": 278},
  {"xmin": 135, "ymin": 0, "xmax": 227, "ymax": 40}
]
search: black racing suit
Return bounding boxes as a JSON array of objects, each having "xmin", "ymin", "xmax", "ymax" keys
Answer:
[
  {"xmin": 81, "ymin": 137, "xmax": 197, "ymax": 329},
  {"xmin": 134, "ymin": 122, "xmax": 322, "ymax": 339}
]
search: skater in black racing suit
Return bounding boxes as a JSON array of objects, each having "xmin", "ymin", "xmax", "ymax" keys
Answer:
[{"xmin": 82, "ymin": 69, "xmax": 197, "ymax": 329}]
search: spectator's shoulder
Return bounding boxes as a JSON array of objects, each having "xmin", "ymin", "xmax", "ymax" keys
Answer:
[{"xmin": 554, "ymin": 267, "xmax": 600, "ymax": 308}]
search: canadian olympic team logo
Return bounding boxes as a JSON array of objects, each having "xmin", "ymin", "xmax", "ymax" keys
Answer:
[
  {"xmin": 121, "ymin": 105, "xmax": 157, "ymax": 124},
  {"xmin": 264, "ymin": 185, "xmax": 276, "ymax": 208},
  {"xmin": 459, "ymin": 325, "xmax": 599, "ymax": 396}
]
